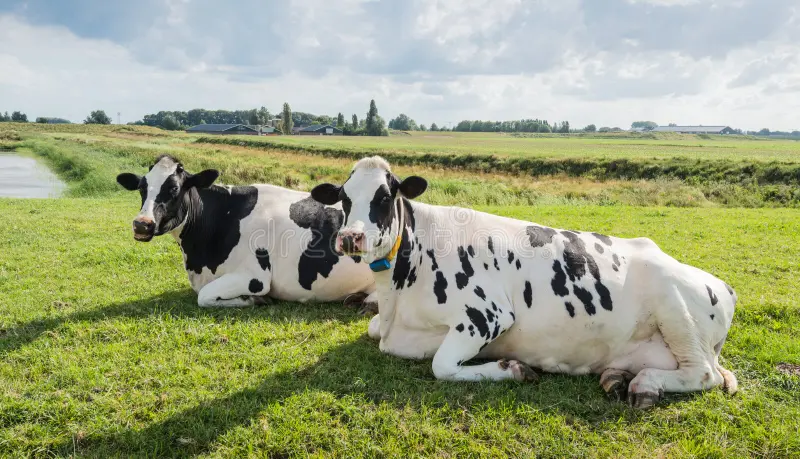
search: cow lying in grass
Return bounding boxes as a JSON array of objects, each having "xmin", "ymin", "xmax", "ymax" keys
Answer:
[
  {"xmin": 116, "ymin": 155, "xmax": 375, "ymax": 308},
  {"xmin": 311, "ymin": 156, "xmax": 738, "ymax": 408}
]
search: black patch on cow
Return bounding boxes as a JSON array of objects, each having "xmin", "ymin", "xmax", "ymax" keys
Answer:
[
  {"xmin": 493, "ymin": 258, "xmax": 500, "ymax": 271},
  {"xmin": 368, "ymin": 184, "xmax": 394, "ymax": 231},
  {"xmin": 710, "ymin": 314, "xmax": 715, "ymax": 320},
  {"xmin": 507, "ymin": 251, "xmax": 515, "ymax": 263},
  {"xmin": 248, "ymin": 279, "xmax": 264, "ymax": 293},
  {"xmin": 180, "ymin": 185, "xmax": 259, "ymax": 275},
  {"xmin": 433, "ymin": 271, "xmax": 448, "ymax": 304},
  {"xmin": 706, "ymin": 285, "xmax": 719, "ymax": 306},
  {"xmin": 350, "ymin": 255, "xmax": 362, "ymax": 263},
  {"xmin": 491, "ymin": 321, "xmax": 501, "ymax": 340},
  {"xmin": 289, "ymin": 197, "xmax": 345, "ymax": 290},
  {"xmin": 468, "ymin": 324, "xmax": 475, "ymax": 337},
  {"xmin": 526, "ymin": 226, "xmax": 557, "ymax": 247},
  {"xmin": 573, "ymin": 285, "xmax": 596, "ymax": 315},
  {"xmin": 523, "ymin": 281, "xmax": 533, "ymax": 308},
  {"xmin": 391, "ymin": 225, "xmax": 417, "ymax": 291},
  {"xmin": 405, "ymin": 267, "xmax": 418, "ymax": 288},
  {"xmin": 467, "ymin": 245, "xmax": 475, "ymax": 257},
  {"xmin": 592, "ymin": 232, "xmax": 612, "ymax": 246},
  {"xmin": 612, "ymin": 253, "xmax": 620, "ymax": 267},
  {"xmin": 487, "ymin": 237, "xmax": 495, "ymax": 254},
  {"xmin": 255, "ymin": 248, "xmax": 271, "ymax": 271},
  {"xmin": 485, "ymin": 308, "xmax": 496, "ymax": 323},
  {"xmin": 594, "ymin": 243, "xmax": 604, "ymax": 254},
  {"xmin": 491, "ymin": 302, "xmax": 498, "ymax": 311},
  {"xmin": 564, "ymin": 301, "xmax": 576, "ymax": 318},
  {"xmin": 595, "ymin": 281, "xmax": 613, "ymax": 311},
  {"xmin": 484, "ymin": 263, "xmax": 489, "ymax": 270},
  {"xmin": 551, "ymin": 260, "xmax": 569, "ymax": 297},
  {"xmin": 455, "ymin": 323, "xmax": 464, "ymax": 332},
  {"xmin": 561, "ymin": 231, "xmax": 600, "ymax": 282},
  {"xmin": 426, "ymin": 249, "xmax": 439, "ymax": 271},
  {"xmin": 509, "ymin": 311, "xmax": 515, "ymax": 320},
  {"xmin": 724, "ymin": 282, "xmax": 734, "ymax": 297},
  {"xmin": 455, "ymin": 246, "xmax": 475, "ymax": 289},
  {"xmin": 474, "ymin": 286, "xmax": 486, "ymax": 301},
  {"xmin": 465, "ymin": 306, "xmax": 490, "ymax": 338},
  {"xmin": 515, "ymin": 259, "xmax": 521, "ymax": 270},
  {"xmin": 612, "ymin": 265, "xmax": 619, "ymax": 272}
]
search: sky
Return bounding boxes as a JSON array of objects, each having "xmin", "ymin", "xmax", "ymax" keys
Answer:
[{"xmin": 0, "ymin": 0, "xmax": 798, "ymax": 130}]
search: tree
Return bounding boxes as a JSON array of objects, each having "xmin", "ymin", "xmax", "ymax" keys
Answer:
[
  {"xmin": 631, "ymin": 121, "xmax": 658, "ymax": 130},
  {"xmin": 430, "ymin": 122, "xmax": 439, "ymax": 132},
  {"xmin": 583, "ymin": 124, "xmax": 597, "ymax": 132},
  {"xmin": 419, "ymin": 124, "xmax": 427, "ymax": 131},
  {"xmin": 11, "ymin": 111, "xmax": 28, "ymax": 122},
  {"xmin": 280, "ymin": 103, "xmax": 293, "ymax": 135},
  {"xmin": 257, "ymin": 106, "xmax": 271, "ymax": 125},
  {"xmin": 388, "ymin": 113, "xmax": 418, "ymax": 131},
  {"xmin": 248, "ymin": 109, "xmax": 260, "ymax": 125},
  {"xmin": 161, "ymin": 115, "xmax": 181, "ymax": 131},
  {"xmin": 84, "ymin": 110, "xmax": 111, "ymax": 124},
  {"xmin": 668, "ymin": 123, "xmax": 677, "ymax": 127},
  {"xmin": 337, "ymin": 112, "xmax": 345, "ymax": 128},
  {"xmin": 758, "ymin": 128, "xmax": 770, "ymax": 136},
  {"xmin": 352, "ymin": 114, "xmax": 358, "ymax": 130},
  {"xmin": 365, "ymin": 99, "xmax": 383, "ymax": 136},
  {"xmin": 0, "ymin": 112, "xmax": 8, "ymax": 122},
  {"xmin": 36, "ymin": 117, "xmax": 48, "ymax": 123}
]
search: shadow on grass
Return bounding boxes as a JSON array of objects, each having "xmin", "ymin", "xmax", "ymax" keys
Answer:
[{"xmin": 0, "ymin": 289, "xmax": 363, "ymax": 357}]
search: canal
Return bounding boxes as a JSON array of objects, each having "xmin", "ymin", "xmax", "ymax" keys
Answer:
[{"xmin": 0, "ymin": 153, "xmax": 66, "ymax": 198}]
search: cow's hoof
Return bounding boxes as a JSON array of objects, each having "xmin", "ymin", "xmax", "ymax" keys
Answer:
[
  {"xmin": 252, "ymin": 295, "xmax": 272, "ymax": 306},
  {"xmin": 600, "ymin": 370, "xmax": 634, "ymax": 402},
  {"xmin": 357, "ymin": 302, "xmax": 379, "ymax": 316},
  {"xmin": 343, "ymin": 292, "xmax": 369, "ymax": 308},
  {"xmin": 627, "ymin": 389, "xmax": 663, "ymax": 409},
  {"xmin": 500, "ymin": 359, "xmax": 540, "ymax": 382}
]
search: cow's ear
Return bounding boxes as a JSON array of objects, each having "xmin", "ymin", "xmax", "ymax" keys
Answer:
[
  {"xmin": 117, "ymin": 173, "xmax": 141, "ymax": 191},
  {"xmin": 311, "ymin": 183, "xmax": 342, "ymax": 205},
  {"xmin": 185, "ymin": 169, "xmax": 219, "ymax": 189},
  {"xmin": 399, "ymin": 176, "xmax": 427, "ymax": 199}
]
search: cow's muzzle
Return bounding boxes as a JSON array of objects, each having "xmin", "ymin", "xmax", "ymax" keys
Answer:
[
  {"xmin": 337, "ymin": 229, "xmax": 365, "ymax": 254},
  {"xmin": 132, "ymin": 218, "xmax": 155, "ymax": 242}
]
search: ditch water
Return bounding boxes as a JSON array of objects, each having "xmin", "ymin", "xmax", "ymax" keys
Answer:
[{"xmin": 0, "ymin": 153, "xmax": 65, "ymax": 198}]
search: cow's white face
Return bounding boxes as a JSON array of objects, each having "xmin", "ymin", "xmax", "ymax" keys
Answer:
[
  {"xmin": 116, "ymin": 155, "xmax": 219, "ymax": 242},
  {"xmin": 311, "ymin": 156, "xmax": 427, "ymax": 264}
]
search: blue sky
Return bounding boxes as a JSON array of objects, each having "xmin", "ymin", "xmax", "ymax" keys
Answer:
[{"xmin": 1, "ymin": 0, "xmax": 798, "ymax": 129}]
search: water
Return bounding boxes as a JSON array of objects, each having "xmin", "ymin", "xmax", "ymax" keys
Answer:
[{"xmin": 0, "ymin": 153, "xmax": 66, "ymax": 198}]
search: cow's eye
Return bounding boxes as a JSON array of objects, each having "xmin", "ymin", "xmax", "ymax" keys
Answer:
[
  {"xmin": 381, "ymin": 195, "xmax": 391, "ymax": 203},
  {"xmin": 171, "ymin": 186, "xmax": 180, "ymax": 195}
]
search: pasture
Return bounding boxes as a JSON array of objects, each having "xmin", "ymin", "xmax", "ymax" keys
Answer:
[{"xmin": 0, "ymin": 124, "xmax": 799, "ymax": 457}]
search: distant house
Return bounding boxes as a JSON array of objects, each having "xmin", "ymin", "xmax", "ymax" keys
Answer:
[
  {"xmin": 296, "ymin": 124, "xmax": 343, "ymax": 136},
  {"xmin": 651, "ymin": 125, "xmax": 735, "ymax": 135},
  {"xmin": 260, "ymin": 126, "xmax": 279, "ymax": 136},
  {"xmin": 185, "ymin": 124, "xmax": 260, "ymax": 135}
]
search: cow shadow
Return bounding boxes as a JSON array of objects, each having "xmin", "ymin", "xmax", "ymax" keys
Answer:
[
  {"xmin": 0, "ymin": 289, "xmax": 363, "ymax": 357},
  {"xmin": 44, "ymin": 336, "xmax": 682, "ymax": 457}
]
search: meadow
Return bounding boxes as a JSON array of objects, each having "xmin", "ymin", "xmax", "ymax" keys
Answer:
[{"xmin": 0, "ymin": 123, "xmax": 799, "ymax": 457}]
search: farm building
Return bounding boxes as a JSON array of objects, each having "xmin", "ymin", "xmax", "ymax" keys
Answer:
[
  {"xmin": 185, "ymin": 124, "xmax": 260, "ymax": 135},
  {"xmin": 651, "ymin": 125, "xmax": 735, "ymax": 134},
  {"xmin": 260, "ymin": 126, "xmax": 279, "ymax": 136},
  {"xmin": 296, "ymin": 124, "xmax": 343, "ymax": 136}
]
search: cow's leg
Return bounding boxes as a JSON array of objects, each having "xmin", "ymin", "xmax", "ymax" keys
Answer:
[
  {"xmin": 626, "ymin": 286, "xmax": 723, "ymax": 409},
  {"xmin": 197, "ymin": 272, "xmax": 270, "ymax": 307},
  {"xmin": 368, "ymin": 314, "xmax": 381, "ymax": 340},
  {"xmin": 431, "ymin": 306, "xmax": 538, "ymax": 382},
  {"xmin": 343, "ymin": 290, "xmax": 380, "ymax": 315},
  {"xmin": 600, "ymin": 369, "xmax": 634, "ymax": 401}
]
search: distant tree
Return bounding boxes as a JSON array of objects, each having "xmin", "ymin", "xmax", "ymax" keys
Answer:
[
  {"xmin": 337, "ymin": 112, "xmax": 345, "ymax": 128},
  {"xmin": 11, "ymin": 111, "xmax": 28, "ymax": 122},
  {"xmin": 36, "ymin": 117, "xmax": 48, "ymax": 123},
  {"xmin": 419, "ymin": 124, "xmax": 427, "ymax": 131},
  {"xmin": 161, "ymin": 115, "xmax": 182, "ymax": 131},
  {"xmin": 0, "ymin": 111, "xmax": 8, "ymax": 122},
  {"xmin": 430, "ymin": 122, "xmax": 439, "ymax": 132},
  {"xmin": 583, "ymin": 124, "xmax": 597, "ymax": 132},
  {"xmin": 84, "ymin": 110, "xmax": 111, "ymax": 124},
  {"xmin": 280, "ymin": 103, "xmax": 293, "ymax": 135},
  {"xmin": 758, "ymin": 128, "xmax": 770, "ymax": 136},
  {"xmin": 631, "ymin": 121, "xmax": 658, "ymax": 130},
  {"xmin": 560, "ymin": 121, "xmax": 570, "ymax": 133},
  {"xmin": 389, "ymin": 113, "xmax": 418, "ymax": 131},
  {"xmin": 352, "ymin": 114, "xmax": 358, "ymax": 130},
  {"xmin": 257, "ymin": 106, "xmax": 271, "ymax": 125},
  {"xmin": 248, "ymin": 110, "xmax": 260, "ymax": 125},
  {"xmin": 598, "ymin": 126, "xmax": 610, "ymax": 132},
  {"xmin": 365, "ymin": 100, "xmax": 383, "ymax": 136},
  {"xmin": 668, "ymin": 123, "xmax": 677, "ymax": 127}
]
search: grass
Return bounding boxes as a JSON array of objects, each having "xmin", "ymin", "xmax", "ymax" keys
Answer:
[
  {"xmin": 0, "ymin": 123, "xmax": 799, "ymax": 456},
  {"xmin": 0, "ymin": 199, "xmax": 798, "ymax": 457}
]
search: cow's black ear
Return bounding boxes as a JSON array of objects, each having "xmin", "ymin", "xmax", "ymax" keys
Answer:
[
  {"xmin": 311, "ymin": 183, "xmax": 342, "ymax": 205},
  {"xmin": 117, "ymin": 173, "xmax": 141, "ymax": 191},
  {"xmin": 399, "ymin": 176, "xmax": 427, "ymax": 199},
  {"xmin": 185, "ymin": 169, "xmax": 219, "ymax": 189}
]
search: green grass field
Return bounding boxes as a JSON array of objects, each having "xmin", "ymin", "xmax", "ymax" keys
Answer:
[{"xmin": 1, "ymin": 123, "xmax": 799, "ymax": 457}]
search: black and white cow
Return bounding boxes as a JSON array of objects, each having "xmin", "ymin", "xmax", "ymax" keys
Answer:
[
  {"xmin": 116, "ymin": 155, "xmax": 376, "ymax": 307},
  {"xmin": 311, "ymin": 156, "xmax": 738, "ymax": 409}
]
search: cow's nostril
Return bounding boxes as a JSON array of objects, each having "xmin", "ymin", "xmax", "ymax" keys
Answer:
[{"xmin": 354, "ymin": 233, "xmax": 364, "ymax": 242}]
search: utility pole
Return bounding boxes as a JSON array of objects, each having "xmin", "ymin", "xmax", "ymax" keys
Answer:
[{"xmin": 117, "ymin": 112, "xmax": 121, "ymax": 124}]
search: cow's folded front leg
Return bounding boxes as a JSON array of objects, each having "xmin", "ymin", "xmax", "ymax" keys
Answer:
[
  {"xmin": 431, "ymin": 305, "xmax": 537, "ymax": 382},
  {"xmin": 197, "ymin": 272, "xmax": 270, "ymax": 307}
]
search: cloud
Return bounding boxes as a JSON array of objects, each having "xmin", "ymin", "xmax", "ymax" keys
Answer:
[{"xmin": 1, "ymin": 0, "xmax": 799, "ymax": 131}]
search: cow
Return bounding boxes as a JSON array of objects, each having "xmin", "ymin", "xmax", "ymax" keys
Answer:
[
  {"xmin": 116, "ymin": 154, "xmax": 376, "ymax": 308},
  {"xmin": 310, "ymin": 156, "xmax": 738, "ymax": 409}
]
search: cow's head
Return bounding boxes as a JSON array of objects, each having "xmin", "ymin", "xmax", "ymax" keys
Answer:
[
  {"xmin": 311, "ymin": 156, "xmax": 427, "ymax": 263},
  {"xmin": 116, "ymin": 155, "xmax": 219, "ymax": 242}
]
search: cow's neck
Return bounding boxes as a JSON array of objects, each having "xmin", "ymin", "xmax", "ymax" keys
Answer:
[{"xmin": 170, "ymin": 185, "xmax": 229, "ymax": 249}]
